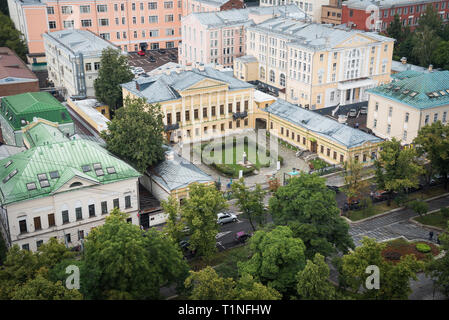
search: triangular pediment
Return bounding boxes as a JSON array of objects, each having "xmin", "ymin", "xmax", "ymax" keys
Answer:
[
  {"xmin": 52, "ymin": 170, "xmax": 100, "ymax": 194},
  {"xmin": 335, "ymin": 34, "xmax": 377, "ymax": 48},
  {"xmin": 184, "ymin": 78, "xmax": 228, "ymax": 91}
]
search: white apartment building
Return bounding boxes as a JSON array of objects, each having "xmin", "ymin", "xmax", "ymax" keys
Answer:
[
  {"xmin": 43, "ymin": 29, "xmax": 119, "ymax": 99},
  {"xmin": 259, "ymin": 0, "xmax": 329, "ymax": 22}
]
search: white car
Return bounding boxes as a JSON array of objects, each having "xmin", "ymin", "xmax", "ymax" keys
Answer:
[
  {"xmin": 360, "ymin": 106, "xmax": 368, "ymax": 115},
  {"xmin": 217, "ymin": 212, "xmax": 237, "ymax": 225},
  {"xmin": 348, "ymin": 109, "xmax": 357, "ymax": 117}
]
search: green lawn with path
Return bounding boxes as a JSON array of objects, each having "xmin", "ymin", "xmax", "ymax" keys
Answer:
[{"xmin": 415, "ymin": 210, "xmax": 449, "ymax": 230}]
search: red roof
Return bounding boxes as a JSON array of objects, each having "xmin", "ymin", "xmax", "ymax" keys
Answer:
[{"xmin": 0, "ymin": 47, "xmax": 37, "ymax": 81}]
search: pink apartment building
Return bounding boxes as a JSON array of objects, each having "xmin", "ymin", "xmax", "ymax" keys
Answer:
[
  {"xmin": 7, "ymin": 0, "xmax": 183, "ymax": 56},
  {"xmin": 179, "ymin": 5, "xmax": 304, "ymax": 67}
]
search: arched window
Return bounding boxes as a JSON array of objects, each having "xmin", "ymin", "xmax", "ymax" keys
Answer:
[
  {"xmin": 269, "ymin": 70, "xmax": 275, "ymax": 83},
  {"xmin": 280, "ymin": 73, "xmax": 286, "ymax": 87},
  {"xmin": 260, "ymin": 66, "xmax": 265, "ymax": 80},
  {"xmin": 70, "ymin": 182, "xmax": 83, "ymax": 188}
]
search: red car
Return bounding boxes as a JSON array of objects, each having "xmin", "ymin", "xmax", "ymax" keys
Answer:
[{"xmin": 137, "ymin": 50, "xmax": 145, "ymax": 56}]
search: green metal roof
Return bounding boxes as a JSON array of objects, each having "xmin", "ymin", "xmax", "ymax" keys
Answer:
[
  {"xmin": 23, "ymin": 122, "xmax": 68, "ymax": 148},
  {"xmin": 391, "ymin": 70, "xmax": 423, "ymax": 80},
  {"xmin": 367, "ymin": 70, "xmax": 449, "ymax": 110},
  {"xmin": 0, "ymin": 138, "xmax": 141, "ymax": 205},
  {"xmin": 0, "ymin": 92, "xmax": 73, "ymax": 130}
]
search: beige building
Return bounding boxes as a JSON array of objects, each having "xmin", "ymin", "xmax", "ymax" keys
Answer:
[
  {"xmin": 259, "ymin": 0, "xmax": 328, "ymax": 23},
  {"xmin": 366, "ymin": 70, "xmax": 449, "ymax": 145},
  {"xmin": 237, "ymin": 16, "xmax": 394, "ymax": 109},
  {"xmin": 121, "ymin": 63, "xmax": 255, "ymax": 143}
]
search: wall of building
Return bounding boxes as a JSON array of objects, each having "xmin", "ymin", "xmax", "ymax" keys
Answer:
[
  {"xmin": 259, "ymin": 0, "xmax": 329, "ymax": 22},
  {"xmin": 0, "ymin": 81, "xmax": 39, "ymax": 98},
  {"xmin": 4, "ymin": 177, "xmax": 140, "ymax": 252}
]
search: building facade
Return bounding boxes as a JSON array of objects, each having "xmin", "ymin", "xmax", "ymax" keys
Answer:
[
  {"xmin": 259, "ymin": 0, "xmax": 329, "ymax": 22},
  {"xmin": 0, "ymin": 121, "xmax": 141, "ymax": 252},
  {"xmin": 0, "ymin": 47, "xmax": 39, "ymax": 96},
  {"xmin": 0, "ymin": 92, "xmax": 74, "ymax": 146},
  {"xmin": 239, "ymin": 17, "xmax": 394, "ymax": 109},
  {"xmin": 321, "ymin": 0, "xmax": 342, "ymax": 24},
  {"xmin": 44, "ymin": 29, "xmax": 118, "ymax": 99},
  {"xmin": 179, "ymin": 6, "xmax": 304, "ymax": 68},
  {"xmin": 183, "ymin": 0, "xmax": 244, "ymax": 15},
  {"xmin": 341, "ymin": 0, "xmax": 449, "ymax": 32},
  {"xmin": 366, "ymin": 70, "xmax": 449, "ymax": 145},
  {"xmin": 121, "ymin": 63, "xmax": 255, "ymax": 143},
  {"xmin": 7, "ymin": 0, "xmax": 184, "ymax": 56}
]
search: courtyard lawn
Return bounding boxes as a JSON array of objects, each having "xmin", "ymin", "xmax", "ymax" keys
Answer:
[
  {"xmin": 346, "ymin": 185, "xmax": 448, "ymax": 222},
  {"xmin": 382, "ymin": 238, "xmax": 440, "ymax": 264},
  {"xmin": 415, "ymin": 211, "xmax": 449, "ymax": 230},
  {"xmin": 188, "ymin": 244, "xmax": 251, "ymax": 272}
]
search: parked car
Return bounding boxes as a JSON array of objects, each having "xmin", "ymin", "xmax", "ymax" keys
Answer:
[
  {"xmin": 217, "ymin": 212, "xmax": 237, "ymax": 225},
  {"xmin": 326, "ymin": 185, "xmax": 340, "ymax": 193},
  {"xmin": 235, "ymin": 231, "xmax": 251, "ymax": 243},
  {"xmin": 179, "ymin": 240, "xmax": 196, "ymax": 256},
  {"xmin": 137, "ymin": 50, "xmax": 146, "ymax": 56},
  {"xmin": 360, "ymin": 127, "xmax": 373, "ymax": 134},
  {"xmin": 169, "ymin": 53, "xmax": 177, "ymax": 60},
  {"xmin": 348, "ymin": 109, "xmax": 357, "ymax": 117},
  {"xmin": 360, "ymin": 106, "xmax": 368, "ymax": 115},
  {"xmin": 149, "ymin": 56, "xmax": 156, "ymax": 62},
  {"xmin": 158, "ymin": 48, "xmax": 166, "ymax": 54},
  {"xmin": 371, "ymin": 190, "xmax": 389, "ymax": 202}
]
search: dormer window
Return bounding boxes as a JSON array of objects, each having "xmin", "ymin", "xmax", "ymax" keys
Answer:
[
  {"xmin": 2, "ymin": 169, "xmax": 18, "ymax": 183},
  {"xmin": 106, "ymin": 167, "xmax": 116, "ymax": 174},
  {"xmin": 37, "ymin": 173, "xmax": 47, "ymax": 181},
  {"xmin": 50, "ymin": 171, "xmax": 60, "ymax": 179},
  {"xmin": 93, "ymin": 163, "xmax": 102, "ymax": 170},
  {"xmin": 39, "ymin": 179, "xmax": 50, "ymax": 188},
  {"xmin": 82, "ymin": 165, "xmax": 91, "ymax": 172},
  {"xmin": 26, "ymin": 182, "xmax": 37, "ymax": 191},
  {"xmin": 95, "ymin": 168, "xmax": 104, "ymax": 176},
  {"xmin": 4, "ymin": 160, "xmax": 12, "ymax": 168}
]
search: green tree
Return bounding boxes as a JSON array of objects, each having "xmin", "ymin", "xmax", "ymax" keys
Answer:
[
  {"xmin": 374, "ymin": 138, "xmax": 423, "ymax": 205},
  {"xmin": 181, "ymin": 183, "xmax": 227, "ymax": 260},
  {"xmin": 0, "ymin": 234, "xmax": 7, "ymax": 265},
  {"xmin": 101, "ymin": 96, "xmax": 165, "ymax": 173},
  {"xmin": 412, "ymin": 25, "xmax": 440, "ymax": 67},
  {"xmin": 162, "ymin": 196, "xmax": 185, "ymax": 244},
  {"xmin": 342, "ymin": 157, "xmax": 370, "ymax": 206},
  {"xmin": 238, "ymin": 226, "xmax": 306, "ymax": 295},
  {"xmin": 12, "ymin": 274, "xmax": 83, "ymax": 300},
  {"xmin": 94, "ymin": 47, "xmax": 134, "ymax": 111},
  {"xmin": 432, "ymin": 41, "xmax": 449, "ymax": 70},
  {"xmin": 296, "ymin": 253, "xmax": 336, "ymax": 300},
  {"xmin": 82, "ymin": 208, "xmax": 189, "ymax": 299},
  {"xmin": 234, "ymin": 273, "xmax": 282, "ymax": 300},
  {"xmin": 408, "ymin": 200, "xmax": 429, "ymax": 216},
  {"xmin": 414, "ymin": 121, "xmax": 449, "ymax": 189},
  {"xmin": 340, "ymin": 237, "xmax": 422, "ymax": 300},
  {"xmin": 427, "ymin": 222, "xmax": 449, "ymax": 297},
  {"xmin": 36, "ymin": 237, "xmax": 75, "ymax": 270},
  {"xmin": 231, "ymin": 179, "xmax": 266, "ymax": 231},
  {"xmin": 269, "ymin": 173, "xmax": 354, "ymax": 259},
  {"xmin": 417, "ymin": 4, "xmax": 442, "ymax": 32},
  {"xmin": 0, "ymin": 12, "xmax": 28, "ymax": 61}
]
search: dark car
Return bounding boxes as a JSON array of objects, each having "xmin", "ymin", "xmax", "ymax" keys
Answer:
[
  {"xmin": 158, "ymin": 48, "xmax": 166, "ymax": 54},
  {"xmin": 169, "ymin": 53, "xmax": 177, "ymax": 61},
  {"xmin": 360, "ymin": 127, "xmax": 373, "ymax": 135},
  {"xmin": 326, "ymin": 185, "xmax": 340, "ymax": 193},
  {"xmin": 179, "ymin": 240, "xmax": 196, "ymax": 256},
  {"xmin": 343, "ymin": 198, "xmax": 361, "ymax": 211},
  {"xmin": 149, "ymin": 55, "xmax": 156, "ymax": 62},
  {"xmin": 235, "ymin": 231, "xmax": 252, "ymax": 244}
]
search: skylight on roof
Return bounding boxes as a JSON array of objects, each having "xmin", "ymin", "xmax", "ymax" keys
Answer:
[
  {"xmin": 50, "ymin": 171, "xmax": 59, "ymax": 179},
  {"xmin": 93, "ymin": 163, "xmax": 102, "ymax": 170},
  {"xmin": 440, "ymin": 91, "xmax": 447, "ymax": 96},
  {"xmin": 402, "ymin": 90, "xmax": 410, "ymax": 95},
  {"xmin": 410, "ymin": 92, "xmax": 417, "ymax": 97},
  {"xmin": 26, "ymin": 182, "xmax": 37, "ymax": 191},
  {"xmin": 95, "ymin": 168, "xmax": 104, "ymax": 176},
  {"xmin": 2, "ymin": 169, "xmax": 18, "ymax": 184},
  {"xmin": 106, "ymin": 167, "xmax": 116, "ymax": 174},
  {"xmin": 37, "ymin": 173, "xmax": 47, "ymax": 181},
  {"xmin": 82, "ymin": 165, "xmax": 91, "ymax": 172},
  {"xmin": 39, "ymin": 180, "xmax": 50, "ymax": 188},
  {"xmin": 4, "ymin": 160, "xmax": 12, "ymax": 168}
]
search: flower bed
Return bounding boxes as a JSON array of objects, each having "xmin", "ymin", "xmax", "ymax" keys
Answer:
[{"xmin": 382, "ymin": 238, "xmax": 440, "ymax": 264}]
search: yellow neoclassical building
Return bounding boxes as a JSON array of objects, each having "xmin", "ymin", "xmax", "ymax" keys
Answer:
[
  {"xmin": 121, "ymin": 64, "xmax": 255, "ymax": 143},
  {"xmin": 236, "ymin": 17, "xmax": 394, "ymax": 109}
]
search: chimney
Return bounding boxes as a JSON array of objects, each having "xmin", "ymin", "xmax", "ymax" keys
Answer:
[
  {"xmin": 165, "ymin": 151, "xmax": 175, "ymax": 161},
  {"xmin": 428, "ymin": 64, "xmax": 433, "ymax": 72},
  {"xmin": 135, "ymin": 81, "xmax": 140, "ymax": 91},
  {"xmin": 400, "ymin": 57, "xmax": 407, "ymax": 64}
]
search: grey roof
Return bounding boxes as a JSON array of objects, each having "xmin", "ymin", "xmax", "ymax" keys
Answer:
[
  {"xmin": 391, "ymin": 60, "xmax": 427, "ymax": 73},
  {"xmin": 264, "ymin": 99, "xmax": 382, "ymax": 148},
  {"xmin": 193, "ymin": 0, "xmax": 229, "ymax": 7},
  {"xmin": 236, "ymin": 55, "xmax": 258, "ymax": 63},
  {"xmin": 248, "ymin": 17, "xmax": 393, "ymax": 51},
  {"xmin": 190, "ymin": 5, "xmax": 306, "ymax": 28},
  {"xmin": 344, "ymin": 0, "xmax": 436, "ymax": 10},
  {"xmin": 121, "ymin": 66, "xmax": 254, "ymax": 104},
  {"xmin": 0, "ymin": 144, "xmax": 25, "ymax": 160},
  {"xmin": 150, "ymin": 147, "xmax": 213, "ymax": 191},
  {"xmin": 44, "ymin": 29, "xmax": 117, "ymax": 57}
]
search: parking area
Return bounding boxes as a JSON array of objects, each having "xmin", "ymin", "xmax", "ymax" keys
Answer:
[{"xmin": 127, "ymin": 48, "xmax": 179, "ymax": 73}]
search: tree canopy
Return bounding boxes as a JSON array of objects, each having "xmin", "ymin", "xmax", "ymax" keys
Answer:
[
  {"xmin": 269, "ymin": 173, "xmax": 354, "ymax": 258},
  {"xmin": 0, "ymin": 12, "xmax": 28, "ymax": 61},
  {"xmin": 94, "ymin": 48, "xmax": 134, "ymax": 111},
  {"xmin": 101, "ymin": 96, "xmax": 165, "ymax": 173},
  {"xmin": 81, "ymin": 208, "xmax": 189, "ymax": 299},
  {"xmin": 162, "ymin": 195, "xmax": 185, "ymax": 244},
  {"xmin": 231, "ymin": 179, "xmax": 266, "ymax": 231}
]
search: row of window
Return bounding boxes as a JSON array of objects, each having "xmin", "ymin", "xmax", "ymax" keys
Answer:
[
  {"xmin": 18, "ymin": 196, "xmax": 132, "ymax": 234},
  {"xmin": 165, "ymin": 101, "xmax": 250, "ymax": 125},
  {"xmin": 184, "ymin": 119, "xmax": 249, "ymax": 137},
  {"xmin": 48, "ymin": 2, "xmax": 182, "ymax": 15}
]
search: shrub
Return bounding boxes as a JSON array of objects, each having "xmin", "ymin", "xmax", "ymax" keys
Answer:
[
  {"xmin": 415, "ymin": 243, "xmax": 431, "ymax": 253},
  {"xmin": 408, "ymin": 200, "xmax": 429, "ymax": 216},
  {"xmin": 440, "ymin": 207, "xmax": 449, "ymax": 218},
  {"xmin": 384, "ymin": 251, "xmax": 402, "ymax": 261}
]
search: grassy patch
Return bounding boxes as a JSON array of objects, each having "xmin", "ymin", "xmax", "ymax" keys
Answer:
[
  {"xmin": 415, "ymin": 210, "xmax": 449, "ymax": 230},
  {"xmin": 188, "ymin": 244, "xmax": 251, "ymax": 272},
  {"xmin": 346, "ymin": 186, "xmax": 448, "ymax": 222}
]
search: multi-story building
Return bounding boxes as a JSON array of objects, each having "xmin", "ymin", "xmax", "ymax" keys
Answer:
[
  {"xmin": 44, "ymin": 29, "xmax": 118, "ymax": 99},
  {"xmin": 7, "ymin": 0, "xmax": 183, "ymax": 57},
  {"xmin": 341, "ymin": 0, "xmax": 449, "ymax": 32},
  {"xmin": 366, "ymin": 69, "xmax": 449, "ymax": 145},
  {"xmin": 321, "ymin": 0, "xmax": 342, "ymax": 24},
  {"xmin": 259, "ymin": 0, "xmax": 329, "ymax": 22},
  {"xmin": 0, "ymin": 92, "xmax": 74, "ymax": 146},
  {"xmin": 257, "ymin": 98, "xmax": 382, "ymax": 165},
  {"xmin": 0, "ymin": 119, "xmax": 141, "ymax": 252},
  {"xmin": 238, "ymin": 16, "xmax": 394, "ymax": 109},
  {"xmin": 180, "ymin": 5, "xmax": 304, "ymax": 67},
  {"xmin": 0, "ymin": 47, "xmax": 39, "ymax": 96},
  {"xmin": 121, "ymin": 63, "xmax": 254, "ymax": 143},
  {"xmin": 183, "ymin": 0, "xmax": 244, "ymax": 15}
]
